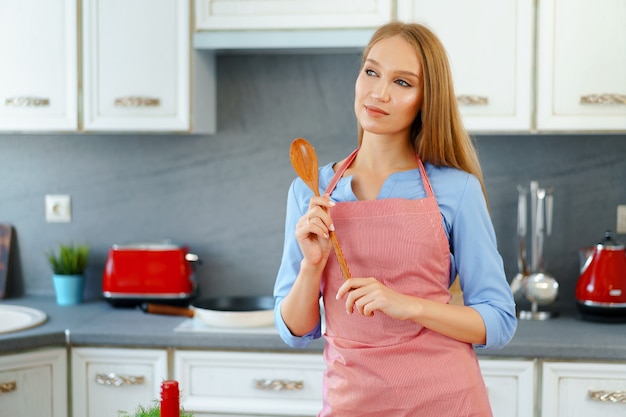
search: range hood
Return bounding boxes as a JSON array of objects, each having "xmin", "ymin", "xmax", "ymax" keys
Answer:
[{"xmin": 193, "ymin": 29, "xmax": 375, "ymax": 52}]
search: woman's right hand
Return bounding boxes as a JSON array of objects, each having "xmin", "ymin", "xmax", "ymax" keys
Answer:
[{"xmin": 295, "ymin": 195, "xmax": 335, "ymax": 267}]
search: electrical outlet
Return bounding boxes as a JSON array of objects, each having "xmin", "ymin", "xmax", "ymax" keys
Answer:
[
  {"xmin": 617, "ymin": 205, "xmax": 626, "ymax": 234},
  {"xmin": 45, "ymin": 195, "xmax": 71, "ymax": 223}
]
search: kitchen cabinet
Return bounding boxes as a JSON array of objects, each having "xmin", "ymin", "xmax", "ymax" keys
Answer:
[
  {"xmin": 82, "ymin": 0, "xmax": 191, "ymax": 132},
  {"xmin": 194, "ymin": 0, "xmax": 392, "ymax": 30},
  {"xmin": 479, "ymin": 359, "xmax": 536, "ymax": 417},
  {"xmin": 0, "ymin": 348, "xmax": 67, "ymax": 417},
  {"xmin": 174, "ymin": 350, "xmax": 325, "ymax": 416},
  {"xmin": 0, "ymin": 0, "xmax": 78, "ymax": 131},
  {"xmin": 536, "ymin": 0, "xmax": 626, "ymax": 131},
  {"xmin": 396, "ymin": 0, "xmax": 534, "ymax": 132},
  {"xmin": 72, "ymin": 347, "xmax": 168, "ymax": 417},
  {"xmin": 542, "ymin": 361, "xmax": 626, "ymax": 417}
]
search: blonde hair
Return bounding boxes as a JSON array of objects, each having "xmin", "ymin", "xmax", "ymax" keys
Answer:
[{"xmin": 358, "ymin": 22, "xmax": 488, "ymax": 201}]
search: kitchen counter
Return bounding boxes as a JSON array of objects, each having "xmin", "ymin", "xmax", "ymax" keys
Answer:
[{"xmin": 1, "ymin": 296, "xmax": 625, "ymax": 361}]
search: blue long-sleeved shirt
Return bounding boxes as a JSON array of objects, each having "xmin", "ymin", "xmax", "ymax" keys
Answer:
[{"xmin": 274, "ymin": 161, "xmax": 517, "ymax": 350}]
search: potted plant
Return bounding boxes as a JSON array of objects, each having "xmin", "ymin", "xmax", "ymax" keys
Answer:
[
  {"xmin": 47, "ymin": 243, "xmax": 89, "ymax": 305},
  {"xmin": 117, "ymin": 402, "xmax": 194, "ymax": 417}
]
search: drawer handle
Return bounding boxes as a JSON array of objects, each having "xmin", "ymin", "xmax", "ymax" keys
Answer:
[
  {"xmin": 95, "ymin": 373, "xmax": 145, "ymax": 387},
  {"xmin": 588, "ymin": 389, "xmax": 626, "ymax": 403},
  {"xmin": 580, "ymin": 94, "xmax": 626, "ymax": 105},
  {"xmin": 457, "ymin": 95, "xmax": 489, "ymax": 106},
  {"xmin": 5, "ymin": 96, "xmax": 50, "ymax": 107},
  {"xmin": 114, "ymin": 96, "xmax": 161, "ymax": 107},
  {"xmin": 255, "ymin": 379, "xmax": 304, "ymax": 391},
  {"xmin": 0, "ymin": 381, "xmax": 17, "ymax": 394}
]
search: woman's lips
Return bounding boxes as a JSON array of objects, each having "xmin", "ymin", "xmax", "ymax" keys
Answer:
[{"xmin": 365, "ymin": 105, "xmax": 389, "ymax": 117}]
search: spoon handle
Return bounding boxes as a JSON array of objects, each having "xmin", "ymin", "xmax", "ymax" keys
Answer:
[{"xmin": 329, "ymin": 231, "xmax": 351, "ymax": 279}]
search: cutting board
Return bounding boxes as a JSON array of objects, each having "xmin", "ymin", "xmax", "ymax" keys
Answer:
[{"xmin": 0, "ymin": 224, "xmax": 14, "ymax": 299}]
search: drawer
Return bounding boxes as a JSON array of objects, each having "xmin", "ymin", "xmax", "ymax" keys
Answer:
[
  {"xmin": 175, "ymin": 351, "xmax": 324, "ymax": 416},
  {"xmin": 542, "ymin": 361, "xmax": 626, "ymax": 417}
]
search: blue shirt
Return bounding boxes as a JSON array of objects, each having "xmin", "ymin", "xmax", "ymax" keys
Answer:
[{"xmin": 274, "ymin": 161, "xmax": 517, "ymax": 350}]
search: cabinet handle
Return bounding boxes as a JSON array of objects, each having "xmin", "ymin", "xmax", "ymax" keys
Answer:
[
  {"xmin": 0, "ymin": 381, "xmax": 17, "ymax": 394},
  {"xmin": 5, "ymin": 96, "xmax": 50, "ymax": 107},
  {"xmin": 114, "ymin": 96, "xmax": 160, "ymax": 107},
  {"xmin": 580, "ymin": 94, "xmax": 626, "ymax": 105},
  {"xmin": 95, "ymin": 373, "xmax": 145, "ymax": 387},
  {"xmin": 255, "ymin": 379, "xmax": 304, "ymax": 391},
  {"xmin": 588, "ymin": 389, "xmax": 626, "ymax": 403},
  {"xmin": 456, "ymin": 95, "xmax": 489, "ymax": 106}
]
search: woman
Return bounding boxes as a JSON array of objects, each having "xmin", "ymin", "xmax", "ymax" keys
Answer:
[{"xmin": 274, "ymin": 21, "xmax": 516, "ymax": 416}]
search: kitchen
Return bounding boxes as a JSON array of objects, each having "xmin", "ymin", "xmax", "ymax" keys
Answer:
[{"xmin": 1, "ymin": 1, "xmax": 626, "ymax": 416}]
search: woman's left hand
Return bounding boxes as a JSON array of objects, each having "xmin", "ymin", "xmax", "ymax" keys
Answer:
[{"xmin": 336, "ymin": 277, "xmax": 418, "ymax": 320}]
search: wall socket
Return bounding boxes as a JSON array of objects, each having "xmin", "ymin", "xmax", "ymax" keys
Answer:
[
  {"xmin": 618, "ymin": 205, "xmax": 626, "ymax": 234},
  {"xmin": 45, "ymin": 195, "xmax": 71, "ymax": 223}
]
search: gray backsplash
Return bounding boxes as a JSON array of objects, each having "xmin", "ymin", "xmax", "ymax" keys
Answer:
[{"xmin": 1, "ymin": 53, "xmax": 625, "ymax": 312}]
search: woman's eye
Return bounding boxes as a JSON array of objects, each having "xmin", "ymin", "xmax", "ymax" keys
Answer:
[
  {"xmin": 365, "ymin": 69, "xmax": 377, "ymax": 77},
  {"xmin": 396, "ymin": 79, "xmax": 411, "ymax": 87}
]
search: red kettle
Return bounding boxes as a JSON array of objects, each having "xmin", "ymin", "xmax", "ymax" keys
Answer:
[{"xmin": 576, "ymin": 230, "xmax": 626, "ymax": 322}]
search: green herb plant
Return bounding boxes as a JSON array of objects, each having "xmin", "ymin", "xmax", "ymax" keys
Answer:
[
  {"xmin": 47, "ymin": 244, "xmax": 89, "ymax": 275},
  {"xmin": 117, "ymin": 401, "xmax": 194, "ymax": 417}
]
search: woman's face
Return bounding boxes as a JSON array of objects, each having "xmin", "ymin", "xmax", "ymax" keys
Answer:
[{"xmin": 354, "ymin": 35, "xmax": 423, "ymax": 138}]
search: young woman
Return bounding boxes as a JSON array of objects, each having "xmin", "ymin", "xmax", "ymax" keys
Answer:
[{"xmin": 274, "ymin": 21, "xmax": 517, "ymax": 416}]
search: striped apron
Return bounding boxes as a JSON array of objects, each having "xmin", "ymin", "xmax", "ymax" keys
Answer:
[{"xmin": 319, "ymin": 149, "xmax": 492, "ymax": 417}]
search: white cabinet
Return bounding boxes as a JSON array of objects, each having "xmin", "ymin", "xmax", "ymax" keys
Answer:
[
  {"xmin": 536, "ymin": 0, "xmax": 626, "ymax": 131},
  {"xmin": 174, "ymin": 350, "xmax": 325, "ymax": 416},
  {"xmin": 542, "ymin": 361, "xmax": 626, "ymax": 417},
  {"xmin": 0, "ymin": 0, "xmax": 78, "ymax": 131},
  {"xmin": 0, "ymin": 348, "xmax": 67, "ymax": 417},
  {"xmin": 194, "ymin": 0, "xmax": 392, "ymax": 30},
  {"xmin": 479, "ymin": 359, "xmax": 536, "ymax": 417},
  {"xmin": 397, "ymin": 0, "xmax": 534, "ymax": 132},
  {"xmin": 72, "ymin": 347, "xmax": 169, "ymax": 417},
  {"xmin": 82, "ymin": 0, "xmax": 191, "ymax": 131}
]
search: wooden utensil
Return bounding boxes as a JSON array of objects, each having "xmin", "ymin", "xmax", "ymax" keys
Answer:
[
  {"xmin": 289, "ymin": 138, "xmax": 351, "ymax": 280},
  {"xmin": 0, "ymin": 224, "xmax": 14, "ymax": 299}
]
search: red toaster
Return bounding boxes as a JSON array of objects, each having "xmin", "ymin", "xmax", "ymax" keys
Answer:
[{"xmin": 102, "ymin": 242, "xmax": 198, "ymax": 307}]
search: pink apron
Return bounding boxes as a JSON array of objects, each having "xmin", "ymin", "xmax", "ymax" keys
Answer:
[{"xmin": 319, "ymin": 149, "xmax": 492, "ymax": 417}]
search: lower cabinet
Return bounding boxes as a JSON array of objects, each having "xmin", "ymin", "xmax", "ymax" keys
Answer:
[
  {"xmin": 71, "ymin": 347, "xmax": 168, "ymax": 417},
  {"xmin": 0, "ymin": 348, "xmax": 67, "ymax": 417},
  {"xmin": 174, "ymin": 350, "xmax": 325, "ymax": 416},
  {"xmin": 542, "ymin": 361, "xmax": 626, "ymax": 417},
  {"xmin": 479, "ymin": 359, "xmax": 536, "ymax": 417}
]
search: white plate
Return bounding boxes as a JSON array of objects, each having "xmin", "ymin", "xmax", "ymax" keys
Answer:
[{"xmin": 0, "ymin": 304, "xmax": 47, "ymax": 334}]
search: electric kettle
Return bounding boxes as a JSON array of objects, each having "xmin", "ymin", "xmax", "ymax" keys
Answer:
[{"xmin": 576, "ymin": 230, "xmax": 626, "ymax": 322}]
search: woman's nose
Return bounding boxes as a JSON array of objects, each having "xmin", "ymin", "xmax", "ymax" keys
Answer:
[{"xmin": 371, "ymin": 81, "xmax": 391, "ymax": 102}]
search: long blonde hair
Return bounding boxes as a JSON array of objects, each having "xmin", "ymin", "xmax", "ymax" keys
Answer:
[{"xmin": 358, "ymin": 22, "xmax": 488, "ymax": 201}]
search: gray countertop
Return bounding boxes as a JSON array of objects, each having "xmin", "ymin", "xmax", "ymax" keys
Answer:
[{"xmin": 1, "ymin": 296, "xmax": 625, "ymax": 361}]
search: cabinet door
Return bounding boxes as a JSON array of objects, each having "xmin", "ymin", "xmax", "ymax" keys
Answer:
[
  {"xmin": 479, "ymin": 359, "xmax": 535, "ymax": 417},
  {"xmin": 536, "ymin": 0, "xmax": 626, "ymax": 131},
  {"xmin": 175, "ymin": 350, "xmax": 324, "ymax": 416},
  {"xmin": 397, "ymin": 0, "xmax": 534, "ymax": 132},
  {"xmin": 82, "ymin": 0, "xmax": 190, "ymax": 131},
  {"xmin": 542, "ymin": 361, "xmax": 626, "ymax": 417},
  {"xmin": 0, "ymin": 0, "xmax": 77, "ymax": 131},
  {"xmin": 72, "ymin": 347, "xmax": 168, "ymax": 417},
  {"xmin": 0, "ymin": 348, "xmax": 67, "ymax": 417},
  {"xmin": 195, "ymin": 0, "xmax": 392, "ymax": 30}
]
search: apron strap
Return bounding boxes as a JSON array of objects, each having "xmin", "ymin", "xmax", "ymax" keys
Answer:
[{"xmin": 325, "ymin": 148, "xmax": 435, "ymax": 199}]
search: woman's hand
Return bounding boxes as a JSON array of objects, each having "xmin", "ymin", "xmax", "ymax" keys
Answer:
[
  {"xmin": 295, "ymin": 195, "xmax": 335, "ymax": 267},
  {"xmin": 336, "ymin": 277, "xmax": 418, "ymax": 320}
]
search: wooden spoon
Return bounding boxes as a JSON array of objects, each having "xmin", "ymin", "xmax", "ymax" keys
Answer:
[{"xmin": 289, "ymin": 138, "xmax": 351, "ymax": 280}]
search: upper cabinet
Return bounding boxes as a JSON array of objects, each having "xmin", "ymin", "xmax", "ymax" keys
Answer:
[
  {"xmin": 195, "ymin": 0, "xmax": 392, "ymax": 30},
  {"xmin": 82, "ymin": 0, "xmax": 190, "ymax": 132},
  {"xmin": 0, "ymin": 0, "xmax": 77, "ymax": 131},
  {"xmin": 0, "ymin": 0, "xmax": 214, "ymax": 134},
  {"xmin": 536, "ymin": 0, "xmax": 626, "ymax": 131},
  {"xmin": 396, "ymin": 0, "xmax": 534, "ymax": 132},
  {"xmin": 193, "ymin": 0, "xmax": 392, "ymax": 50}
]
